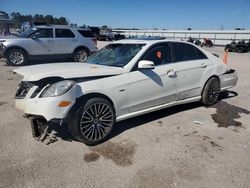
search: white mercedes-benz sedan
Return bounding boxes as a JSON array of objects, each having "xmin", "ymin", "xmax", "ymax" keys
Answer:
[{"xmin": 14, "ymin": 39, "xmax": 238, "ymax": 145}]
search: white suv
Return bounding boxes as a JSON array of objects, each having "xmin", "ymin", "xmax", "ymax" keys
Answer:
[
  {"xmin": 0, "ymin": 25, "xmax": 97, "ymax": 66},
  {"xmin": 14, "ymin": 39, "xmax": 238, "ymax": 145}
]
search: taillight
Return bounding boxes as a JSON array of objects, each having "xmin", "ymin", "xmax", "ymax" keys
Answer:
[{"xmin": 92, "ymin": 38, "xmax": 97, "ymax": 46}]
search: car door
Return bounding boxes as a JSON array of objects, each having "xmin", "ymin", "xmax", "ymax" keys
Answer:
[
  {"xmin": 53, "ymin": 28, "xmax": 77, "ymax": 54},
  {"xmin": 28, "ymin": 28, "xmax": 54, "ymax": 55},
  {"xmin": 171, "ymin": 42, "xmax": 210, "ymax": 100},
  {"xmin": 127, "ymin": 44, "xmax": 177, "ymax": 112}
]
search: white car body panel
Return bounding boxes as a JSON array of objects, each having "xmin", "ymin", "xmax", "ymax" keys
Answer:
[
  {"xmin": 14, "ymin": 39, "xmax": 238, "ymax": 122},
  {"xmin": 14, "ymin": 63, "xmax": 122, "ymax": 81},
  {"xmin": 15, "ymin": 84, "xmax": 83, "ymax": 120}
]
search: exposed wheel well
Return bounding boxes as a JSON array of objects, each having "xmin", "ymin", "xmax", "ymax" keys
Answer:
[
  {"xmin": 201, "ymin": 75, "xmax": 220, "ymax": 95},
  {"xmin": 4, "ymin": 46, "xmax": 29, "ymax": 58},
  {"xmin": 67, "ymin": 92, "xmax": 116, "ymax": 120},
  {"xmin": 80, "ymin": 93, "xmax": 115, "ymax": 108}
]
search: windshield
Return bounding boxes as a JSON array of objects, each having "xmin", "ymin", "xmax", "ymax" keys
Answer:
[
  {"xmin": 17, "ymin": 28, "xmax": 37, "ymax": 38},
  {"xmin": 86, "ymin": 43, "xmax": 145, "ymax": 67}
]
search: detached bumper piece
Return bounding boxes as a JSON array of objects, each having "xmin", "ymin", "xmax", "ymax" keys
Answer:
[
  {"xmin": 30, "ymin": 118, "xmax": 49, "ymax": 141},
  {"xmin": 29, "ymin": 117, "xmax": 58, "ymax": 144},
  {"xmin": 220, "ymin": 69, "xmax": 238, "ymax": 90},
  {"xmin": 0, "ymin": 43, "xmax": 5, "ymax": 58}
]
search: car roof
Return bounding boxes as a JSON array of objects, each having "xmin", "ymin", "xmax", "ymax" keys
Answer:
[
  {"xmin": 112, "ymin": 38, "xmax": 188, "ymax": 45},
  {"xmin": 34, "ymin": 25, "xmax": 90, "ymax": 30}
]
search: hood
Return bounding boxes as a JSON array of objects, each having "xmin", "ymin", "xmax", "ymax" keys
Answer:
[
  {"xmin": 0, "ymin": 35, "xmax": 18, "ymax": 40},
  {"xmin": 0, "ymin": 37, "xmax": 30, "ymax": 44},
  {"xmin": 13, "ymin": 63, "xmax": 123, "ymax": 81}
]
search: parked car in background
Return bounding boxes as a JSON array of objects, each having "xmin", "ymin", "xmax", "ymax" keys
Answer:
[
  {"xmin": 88, "ymin": 26, "xmax": 100, "ymax": 37},
  {"xmin": 113, "ymin": 32, "xmax": 126, "ymax": 41},
  {"xmin": 96, "ymin": 31, "xmax": 113, "ymax": 41},
  {"xmin": 225, "ymin": 39, "xmax": 250, "ymax": 53},
  {"xmin": 13, "ymin": 39, "xmax": 237, "ymax": 145},
  {"xmin": 0, "ymin": 25, "xmax": 97, "ymax": 66}
]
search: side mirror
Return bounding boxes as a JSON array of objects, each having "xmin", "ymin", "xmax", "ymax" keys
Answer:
[{"xmin": 138, "ymin": 60, "xmax": 155, "ymax": 69}]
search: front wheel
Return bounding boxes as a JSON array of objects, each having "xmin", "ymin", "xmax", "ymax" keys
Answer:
[
  {"xmin": 73, "ymin": 48, "xmax": 89, "ymax": 62},
  {"xmin": 201, "ymin": 77, "xmax": 220, "ymax": 106},
  {"xmin": 68, "ymin": 98, "xmax": 115, "ymax": 145},
  {"xmin": 6, "ymin": 48, "xmax": 27, "ymax": 66}
]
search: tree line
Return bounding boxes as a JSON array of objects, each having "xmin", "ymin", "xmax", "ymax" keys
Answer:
[{"xmin": 10, "ymin": 12, "xmax": 68, "ymax": 28}]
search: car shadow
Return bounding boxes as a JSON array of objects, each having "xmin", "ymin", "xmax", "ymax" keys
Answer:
[
  {"xmin": 109, "ymin": 90, "xmax": 238, "ymax": 140},
  {"xmin": 48, "ymin": 90, "xmax": 238, "ymax": 144}
]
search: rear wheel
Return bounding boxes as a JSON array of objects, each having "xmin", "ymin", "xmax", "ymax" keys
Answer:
[
  {"xmin": 73, "ymin": 48, "xmax": 89, "ymax": 62},
  {"xmin": 68, "ymin": 98, "xmax": 115, "ymax": 145},
  {"xmin": 6, "ymin": 48, "xmax": 27, "ymax": 66},
  {"xmin": 201, "ymin": 77, "xmax": 220, "ymax": 106}
]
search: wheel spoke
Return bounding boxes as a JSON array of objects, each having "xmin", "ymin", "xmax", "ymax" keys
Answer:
[
  {"xmin": 98, "ymin": 104, "xmax": 106, "ymax": 116},
  {"xmin": 207, "ymin": 79, "xmax": 220, "ymax": 104},
  {"xmin": 89, "ymin": 106, "xmax": 95, "ymax": 116},
  {"xmin": 81, "ymin": 119, "xmax": 93, "ymax": 124},
  {"xmin": 81, "ymin": 123, "xmax": 92, "ymax": 130},
  {"xmin": 100, "ymin": 113, "xmax": 112, "ymax": 120},
  {"xmin": 85, "ymin": 126, "xmax": 94, "ymax": 138}
]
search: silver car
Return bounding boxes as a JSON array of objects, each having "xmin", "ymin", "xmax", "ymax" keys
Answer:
[{"xmin": 0, "ymin": 25, "xmax": 98, "ymax": 66}]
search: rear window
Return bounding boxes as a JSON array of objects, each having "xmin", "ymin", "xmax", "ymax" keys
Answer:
[
  {"xmin": 55, "ymin": 29, "xmax": 75, "ymax": 38},
  {"xmin": 77, "ymin": 30, "xmax": 94, "ymax": 38},
  {"xmin": 172, "ymin": 42, "xmax": 207, "ymax": 62}
]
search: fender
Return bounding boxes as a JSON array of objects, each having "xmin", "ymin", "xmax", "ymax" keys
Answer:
[{"xmin": 4, "ymin": 45, "xmax": 30, "ymax": 58}]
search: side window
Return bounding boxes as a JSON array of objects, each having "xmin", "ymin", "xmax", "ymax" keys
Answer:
[
  {"xmin": 195, "ymin": 48, "xmax": 208, "ymax": 59},
  {"xmin": 55, "ymin": 29, "xmax": 75, "ymax": 38},
  {"xmin": 78, "ymin": 30, "xmax": 94, "ymax": 38},
  {"xmin": 142, "ymin": 45, "xmax": 172, "ymax": 66},
  {"xmin": 172, "ymin": 42, "xmax": 197, "ymax": 62},
  {"xmin": 33, "ymin": 29, "xmax": 53, "ymax": 38}
]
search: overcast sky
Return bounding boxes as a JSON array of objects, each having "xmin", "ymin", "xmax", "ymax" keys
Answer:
[{"xmin": 1, "ymin": 0, "xmax": 250, "ymax": 29}]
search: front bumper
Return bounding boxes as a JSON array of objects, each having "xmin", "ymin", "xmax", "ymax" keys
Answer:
[
  {"xmin": 220, "ymin": 69, "xmax": 238, "ymax": 90},
  {"xmin": 15, "ymin": 84, "xmax": 82, "ymax": 121}
]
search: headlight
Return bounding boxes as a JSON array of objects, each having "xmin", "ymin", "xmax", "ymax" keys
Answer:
[{"xmin": 41, "ymin": 80, "xmax": 75, "ymax": 98}]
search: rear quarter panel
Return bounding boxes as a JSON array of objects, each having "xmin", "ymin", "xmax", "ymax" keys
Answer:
[{"xmin": 199, "ymin": 54, "xmax": 227, "ymax": 94}]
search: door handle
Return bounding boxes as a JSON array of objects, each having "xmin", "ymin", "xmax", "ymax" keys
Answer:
[
  {"xmin": 200, "ymin": 63, "xmax": 207, "ymax": 68},
  {"xmin": 167, "ymin": 70, "xmax": 176, "ymax": 78}
]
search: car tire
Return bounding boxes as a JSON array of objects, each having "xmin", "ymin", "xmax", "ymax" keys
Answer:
[
  {"xmin": 201, "ymin": 77, "xmax": 220, "ymax": 106},
  {"xmin": 73, "ymin": 48, "xmax": 89, "ymax": 62},
  {"xmin": 68, "ymin": 97, "xmax": 115, "ymax": 146},
  {"xmin": 6, "ymin": 48, "xmax": 27, "ymax": 66}
]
